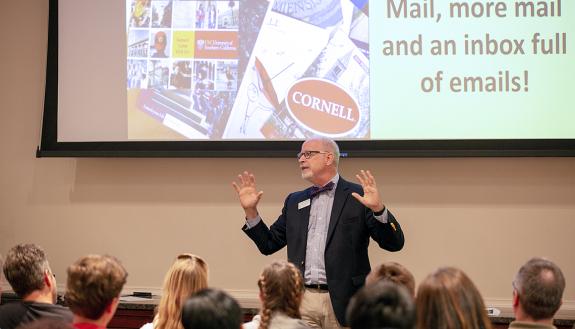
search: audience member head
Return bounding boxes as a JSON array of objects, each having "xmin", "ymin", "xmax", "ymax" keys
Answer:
[
  {"xmin": 155, "ymin": 253, "xmax": 208, "ymax": 329},
  {"xmin": 513, "ymin": 257, "xmax": 565, "ymax": 323},
  {"xmin": 416, "ymin": 267, "xmax": 493, "ymax": 329},
  {"xmin": 181, "ymin": 288, "xmax": 242, "ymax": 329},
  {"xmin": 65, "ymin": 255, "xmax": 127, "ymax": 326},
  {"xmin": 257, "ymin": 260, "xmax": 305, "ymax": 329},
  {"xmin": 366, "ymin": 261, "xmax": 416, "ymax": 297},
  {"xmin": 3, "ymin": 243, "xmax": 58, "ymax": 303},
  {"xmin": 346, "ymin": 280, "xmax": 415, "ymax": 329},
  {"xmin": 16, "ymin": 317, "xmax": 74, "ymax": 329}
]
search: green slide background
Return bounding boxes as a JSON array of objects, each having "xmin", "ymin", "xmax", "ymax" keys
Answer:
[{"xmin": 369, "ymin": 0, "xmax": 574, "ymax": 139}]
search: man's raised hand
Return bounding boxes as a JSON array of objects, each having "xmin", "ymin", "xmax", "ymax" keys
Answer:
[
  {"xmin": 232, "ymin": 171, "xmax": 263, "ymax": 218},
  {"xmin": 351, "ymin": 170, "xmax": 385, "ymax": 213}
]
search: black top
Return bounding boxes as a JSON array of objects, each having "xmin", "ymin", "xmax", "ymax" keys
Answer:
[{"xmin": 0, "ymin": 301, "xmax": 73, "ymax": 329}]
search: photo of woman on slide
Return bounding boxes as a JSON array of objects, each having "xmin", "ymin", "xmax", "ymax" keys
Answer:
[{"xmin": 151, "ymin": 31, "xmax": 169, "ymax": 58}]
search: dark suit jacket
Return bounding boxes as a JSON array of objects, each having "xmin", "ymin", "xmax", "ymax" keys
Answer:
[{"xmin": 242, "ymin": 177, "xmax": 404, "ymax": 325}]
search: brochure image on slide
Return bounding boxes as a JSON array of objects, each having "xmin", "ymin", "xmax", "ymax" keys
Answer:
[{"xmin": 223, "ymin": 0, "xmax": 370, "ymax": 139}]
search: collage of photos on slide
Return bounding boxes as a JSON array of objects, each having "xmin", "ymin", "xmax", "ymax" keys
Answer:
[{"xmin": 126, "ymin": 0, "xmax": 240, "ymax": 139}]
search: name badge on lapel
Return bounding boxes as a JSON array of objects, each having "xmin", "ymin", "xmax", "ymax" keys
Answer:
[{"xmin": 298, "ymin": 199, "xmax": 311, "ymax": 210}]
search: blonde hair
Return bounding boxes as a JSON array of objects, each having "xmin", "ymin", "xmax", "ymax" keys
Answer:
[
  {"xmin": 257, "ymin": 261, "xmax": 304, "ymax": 329},
  {"xmin": 154, "ymin": 254, "xmax": 208, "ymax": 329}
]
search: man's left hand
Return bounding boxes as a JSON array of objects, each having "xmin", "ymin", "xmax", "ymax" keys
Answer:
[{"xmin": 351, "ymin": 170, "xmax": 385, "ymax": 213}]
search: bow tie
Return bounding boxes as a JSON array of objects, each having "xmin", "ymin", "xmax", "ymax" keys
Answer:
[{"xmin": 309, "ymin": 181, "xmax": 335, "ymax": 198}]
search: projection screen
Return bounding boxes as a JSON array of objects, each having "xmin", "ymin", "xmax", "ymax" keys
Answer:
[{"xmin": 37, "ymin": 0, "xmax": 575, "ymax": 157}]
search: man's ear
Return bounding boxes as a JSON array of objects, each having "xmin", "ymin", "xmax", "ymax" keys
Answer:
[
  {"xmin": 326, "ymin": 152, "xmax": 335, "ymax": 166},
  {"xmin": 43, "ymin": 270, "xmax": 53, "ymax": 288},
  {"xmin": 512, "ymin": 289, "xmax": 520, "ymax": 307}
]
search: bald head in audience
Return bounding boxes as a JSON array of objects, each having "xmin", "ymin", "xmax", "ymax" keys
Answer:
[{"xmin": 511, "ymin": 257, "xmax": 565, "ymax": 328}]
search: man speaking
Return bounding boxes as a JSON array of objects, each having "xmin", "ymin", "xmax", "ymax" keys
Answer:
[{"xmin": 233, "ymin": 138, "xmax": 404, "ymax": 328}]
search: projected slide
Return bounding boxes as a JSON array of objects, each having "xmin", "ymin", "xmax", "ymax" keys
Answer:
[{"xmin": 123, "ymin": 0, "xmax": 573, "ymax": 141}]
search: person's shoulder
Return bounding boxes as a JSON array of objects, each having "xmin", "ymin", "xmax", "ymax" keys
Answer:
[
  {"xmin": 0, "ymin": 301, "xmax": 27, "ymax": 315},
  {"xmin": 270, "ymin": 313, "xmax": 311, "ymax": 329},
  {"xmin": 0, "ymin": 302, "xmax": 28, "ymax": 329},
  {"xmin": 26, "ymin": 302, "xmax": 73, "ymax": 320},
  {"xmin": 139, "ymin": 322, "xmax": 154, "ymax": 329},
  {"xmin": 27, "ymin": 301, "xmax": 68, "ymax": 310},
  {"xmin": 242, "ymin": 315, "xmax": 260, "ymax": 329},
  {"xmin": 509, "ymin": 321, "xmax": 556, "ymax": 329},
  {"xmin": 286, "ymin": 188, "xmax": 312, "ymax": 202},
  {"xmin": 337, "ymin": 177, "xmax": 361, "ymax": 192}
]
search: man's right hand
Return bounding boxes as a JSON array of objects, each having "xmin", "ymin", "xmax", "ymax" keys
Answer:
[{"xmin": 232, "ymin": 171, "xmax": 263, "ymax": 219}]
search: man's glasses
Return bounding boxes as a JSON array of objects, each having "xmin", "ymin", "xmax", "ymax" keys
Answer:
[{"xmin": 296, "ymin": 151, "xmax": 330, "ymax": 159}]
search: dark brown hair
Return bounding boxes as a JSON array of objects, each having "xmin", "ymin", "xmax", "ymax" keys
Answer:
[
  {"xmin": 347, "ymin": 280, "xmax": 415, "ymax": 329},
  {"xmin": 181, "ymin": 288, "xmax": 242, "ymax": 329}
]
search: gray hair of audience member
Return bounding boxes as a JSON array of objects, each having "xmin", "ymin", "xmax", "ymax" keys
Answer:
[
  {"xmin": 307, "ymin": 137, "xmax": 341, "ymax": 167},
  {"xmin": 181, "ymin": 288, "xmax": 242, "ymax": 329},
  {"xmin": 366, "ymin": 262, "xmax": 416, "ymax": 297},
  {"xmin": 346, "ymin": 281, "xmax": 415, "ymax": 329},
  {"xmin": 514, "ymin": 257, "xmax": 565, "ymax": 320},
  {"xmin": 3, "ymin": 243, "xmax": 51, "ymax": 297},
  {"xmin": 15, "ymin": 318, "xmax": 74, "ymax": 329}
]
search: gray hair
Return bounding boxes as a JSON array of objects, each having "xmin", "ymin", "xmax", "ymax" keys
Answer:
[
  {"xmin": 514, "ymin": 257, "xmax": 565, "ymax": 320},
  {"xmin": 308, "ymin": 137, "xmax": 340, "ymax": 167},
  {"xmin": 3, "ymin": 243, "xmax": 50, "ymax": 297}
]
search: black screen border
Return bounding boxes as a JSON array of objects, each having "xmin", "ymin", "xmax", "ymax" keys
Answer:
[{"xmin": 37, "ymin": 0, "xmax": 575, "ymax": 158}]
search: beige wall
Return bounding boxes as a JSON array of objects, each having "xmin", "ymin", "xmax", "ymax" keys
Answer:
[{"xmin": 1, "ymin": 0, "xmax": 574, "ymax": 318}]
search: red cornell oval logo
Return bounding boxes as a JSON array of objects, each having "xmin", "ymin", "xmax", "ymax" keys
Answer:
[{"xmin": 286, "ymin": 78, "xmax": 360, "ymax": 136}]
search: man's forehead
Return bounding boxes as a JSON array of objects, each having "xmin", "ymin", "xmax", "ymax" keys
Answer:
[{"xmin": 301, "ymin": 140, "xmax": 323, "ymax": 150}]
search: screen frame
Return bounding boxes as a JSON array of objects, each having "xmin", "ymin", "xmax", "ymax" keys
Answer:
[{"xmin": 37, "ymin": 0, "xmax": 575, "ymax": 158}]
